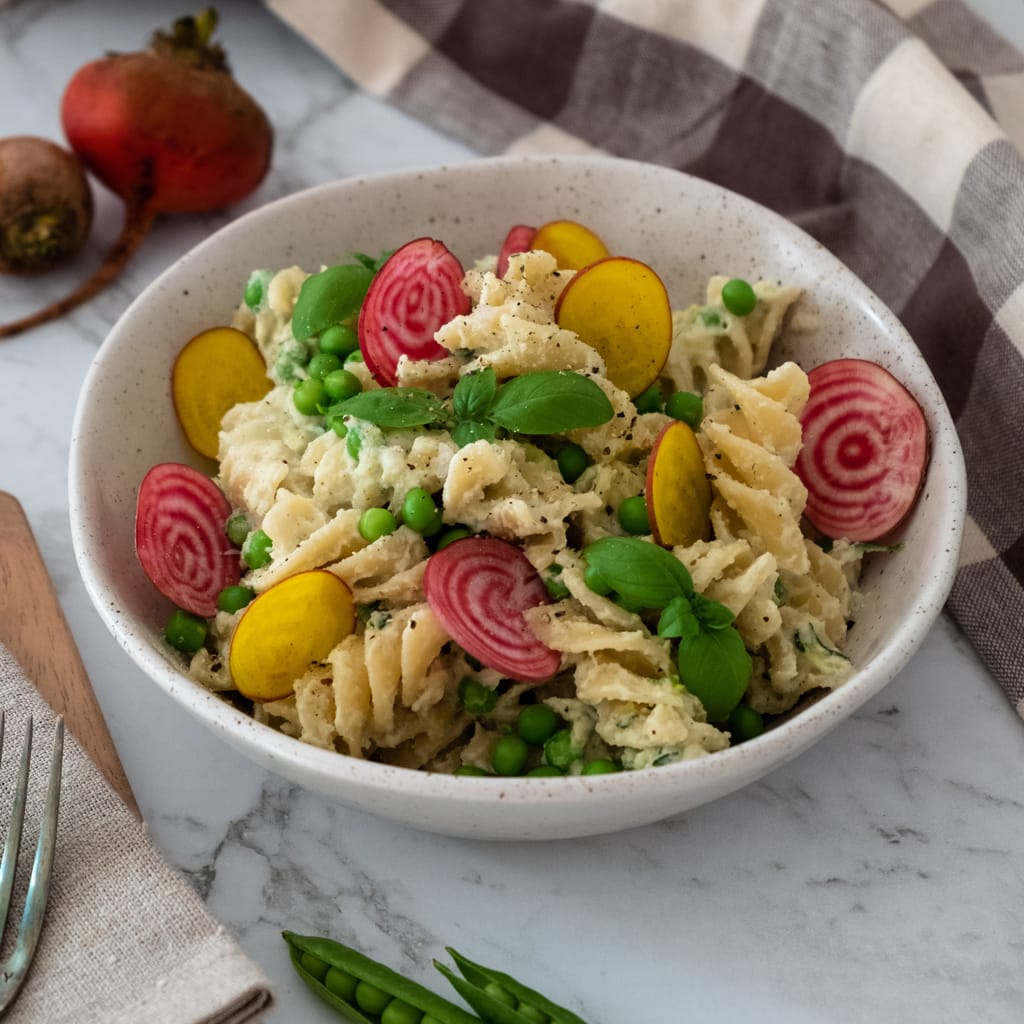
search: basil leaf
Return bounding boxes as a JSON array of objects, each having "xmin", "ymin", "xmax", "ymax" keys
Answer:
[
  {"xmin": 451, "ymin": 420, "xmax": 497, "ymax": 447},
  {"xmin": 332, "ymin": 388, "xmax": 447, "ymax": 429},
  {"xmin": 676, "ymin": 626, "xmax": 752, "ymax": 723},
  {"xmin": 291, "ymin": 263, "xmax": 374, "ymax": 340},
  {"xmin": 352, "ymin": 249, "xmax": 394, "ymax": 273},
  {"xmin": 453, "ymin": 368, "xmax": 497, "ymax": 422},
  {"xmin": 489, "ymin": 371, "xmax": 614, "ymax": 434},
  {"xmin": 691, "ymin": 593, "xmax": 736, "ymax": 630},
  {"xmin": 657, "ymin": 596, "xmax": 700, "ymax": 640},
  {"xmin": 583, "ymin": 537, "xmax": 693, "ymax": 609}
]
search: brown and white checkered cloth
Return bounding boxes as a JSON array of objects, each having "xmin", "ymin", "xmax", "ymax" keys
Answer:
[{"xmin": 268, "ymin": 0, "xmax": 1024, "ymax": 716}]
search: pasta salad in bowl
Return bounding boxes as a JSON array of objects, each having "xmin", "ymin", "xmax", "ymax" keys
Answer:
[{"xmin": 69, "ymin": 155, "xmax": 964, "ymax": 838}]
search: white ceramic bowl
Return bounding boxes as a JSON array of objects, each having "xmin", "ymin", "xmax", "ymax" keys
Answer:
[{"xmin": 69, "ymin": 155, "xmax": 965, "ymax": 840}]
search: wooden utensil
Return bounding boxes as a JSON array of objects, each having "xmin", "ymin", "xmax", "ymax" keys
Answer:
[{"xmin": 0, "ymin": 491, "xmax": 139, "ymax": 816}]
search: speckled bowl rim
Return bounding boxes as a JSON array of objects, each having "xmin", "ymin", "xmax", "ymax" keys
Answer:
[{"xmin": 69, "ymin": 154, "xmax": 966, "ymax": 836}]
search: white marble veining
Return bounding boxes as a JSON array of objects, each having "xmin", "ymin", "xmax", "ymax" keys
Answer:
[{"xmin": 1, "ymin": 2, "xmax": 1022, "ymax": 1021}]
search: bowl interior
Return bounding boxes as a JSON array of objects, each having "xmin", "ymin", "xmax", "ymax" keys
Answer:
[{"xmin": 69, "ymin": 155, "xmax": 965, "ymax": 838}]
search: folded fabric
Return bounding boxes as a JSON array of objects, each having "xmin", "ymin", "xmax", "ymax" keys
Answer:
[
  {"xmin": 267, "ymin": 0, "xmax": 1024, "ymax": 717},
  {"xmin": 0, "ymin": 644, "xmax": 273, "ymax": 1024}
]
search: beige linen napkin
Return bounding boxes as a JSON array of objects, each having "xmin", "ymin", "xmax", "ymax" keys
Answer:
[{"xmin": 0, "ymin": 644, "xmax": 273, "ymax": 1023}]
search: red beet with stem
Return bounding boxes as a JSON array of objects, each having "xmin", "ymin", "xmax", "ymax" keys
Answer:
[{"xmin": 0, "ymin": 9, "xmax": 273, "ymax": 339}]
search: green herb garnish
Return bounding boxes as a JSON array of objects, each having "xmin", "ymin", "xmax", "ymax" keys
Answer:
[
  {"xmin": 583, "ymin": 536, "xmax": 752, "ymax": 723},
  {"xmin": 330, "ymin": 367, "xmax": 614, "ymax": 443}
]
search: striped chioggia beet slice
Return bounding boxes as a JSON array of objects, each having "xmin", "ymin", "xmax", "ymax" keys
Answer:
[
  {"xmin": 496, "ymin": 224, "xmax": 536, "ymax": 278},
  {"xmin": 135, "ymin": 462, "xmax": 241, "ymax": 616},
  {"xmin": 423, "ymin": 537, "xmax": 561, "ymax": 682},
  {"xmin": 357, "ymin": 237, "xmax": 469, "ymax": 386},
  {"xmin": 794, "ymin": 359, "xmax": 929, "ymax": 542}
]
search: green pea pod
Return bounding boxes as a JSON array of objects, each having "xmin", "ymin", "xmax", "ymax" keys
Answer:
[
  {"xmin": 437, "ymin": 949, "xmax": 590, "ymax": 1024},
  {"xmin": 283, "ymin": 932, "xmax": 485, "ymax": 1024}
]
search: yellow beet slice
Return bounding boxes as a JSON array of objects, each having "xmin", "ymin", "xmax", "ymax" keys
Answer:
[
  {"xmin": 172, "ymin": 326, "xmax": 272, "ymax": 459},
  {"xmin": 554, "ymin": 256, "xmax": 672, "ymax": 397},
  {"xmin": 530, "ymin": 219, "xmax": 610, "ymax": 270},
  {"xmin": 229, "ymin": 570, "xmax": 356, "ymax": 702},
  {"xmin": 645, "ymin": 421, "xmax": 712, "ymax": 547}
]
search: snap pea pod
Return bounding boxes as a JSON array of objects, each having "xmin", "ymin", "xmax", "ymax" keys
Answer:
[
  {"xmin": 283, "ymin": 931, "xmax": 485, "ymax": 1024},
  {"xmin": 435, "ymin": 948, "xmax": 590, "ymax": 1024}
]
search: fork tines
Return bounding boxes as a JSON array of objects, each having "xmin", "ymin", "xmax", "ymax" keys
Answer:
[{"xmin": 0, "ymin": 713, "xmax": 64, "ymax": 1014}]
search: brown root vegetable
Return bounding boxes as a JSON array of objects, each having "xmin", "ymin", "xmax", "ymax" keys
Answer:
[
  {"xmin": 0, "ymin": 136, "xmax": 93, "ymax": 274},
  {"xmin": 0, "ymin": 9, "xmax": 273, "ymax": 340}
]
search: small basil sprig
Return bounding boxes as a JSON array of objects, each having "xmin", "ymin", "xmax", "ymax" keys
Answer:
[
  {"xmin": 331, "ymin": 367, "xmax": 614, "ymax": 443},
  {"xmin": 291, "ymin": 262, "xmax": 374, "ymax": 340},
  {"xmin": 584, "ymin": 536, "xmax": 752, "ymax": 723}
]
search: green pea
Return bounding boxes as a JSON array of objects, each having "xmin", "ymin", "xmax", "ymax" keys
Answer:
[
  {"xmin": 435, "ymin": 526, "xmax": 471, "ymax": 550},
  {"xmin": 721, "ymin": 277, "xmax": 757, "ymax": 316},
  {"xmin": 542, "ymin": 569, "xmax": 570, "ymax": 601},
  {"xmin": 491, "ymin": 734, "xmax": 529, "ymax": 776},
  {"xmin": 308, "ymin": 352, "xmax": 343, "ymax": 381},
  {"xmin": 556, "ymin": 442, "xmax": 588, "ymax": 484},
  {"xmin": 164, "ymin": 609, "xmax": 207, "ymax": 653},
  {"xmin": 216, "ymin": 585, "xmax": 256, "ymax": 614},
  {"xmin": 421, "ymin": 1018, "xmax": 444, "ymax": 1024},
  {"xmin": 345, "ymin": 350, "xmax": 365, "ymax": 365},
  {"xmin": 299, "ymin": 950, "xmax": 329, "ymax": 983},
  {"xmin": 382, "ymin": 998, "xmax": 424, "ymax": 1024},
  {"xmin": 359, "ymin": 507, "xmax": 397, "ymax": 542},
  {"xmin": 617, "ymin": 495, "xmax": 650, "ymax": 535},
  {"xmin": 325, "ymin": 411, "xmax": 348, "ymax": 438},
  {"xmin": 242, "ymin": 529, "xmax": 273, "ymax": 569},
  {"xmin": 402, "ymin": 488, "xmax": 443, "ymax": 536},
  {"xmin": 517, "ymin": 703, "xmax": 558, "ymax": 745},
  {"xmin": 634, "ymin": 383, "xmax": 663, "ymax": 414},
  {"xmin": 581, "ymin": 758, "xmax": 621, "ymax": 775},
  {"xmin": 244, "ymin": 269, "xmax": 270, "ymax": 310},
  {"xmin": 583, "ymin": 563, "xmax": 612, "ymax": 596},
  {"xmin": 484, "ymin": 981, "xmax": 518, "ymax": 1008},
  {"xmin": 727, "ymin": 703, "xmax": 765, "ymax": 742},
  {"xmin": 225, "ymin": 512, "xmax": 249, "ymax": 547},
  {"xmin": 454, "ymin": 764, "xmax": 491, "ymax": 777},
  {"xmin": 293, "ymin": 378, "xmax": 327, "ymax": 416},
  {"xmin": 543, "ymin": 728, "xmax": 579, "ymax": 771},
  {"xmin": 518, "ymin": 1004, "xmax": 550, "ymax": 1024},
  {"xmin": 319, "ymin": 323, "xmax": 359, "ymax": 358},
  {"xmin": 323, "ymin": 966, "xmax": 358, "ymax": 1002},
  {"xmin": 664, "ymin": 390, "xmax": 703, "ymax": 429},
  {"xmin": 346, "ymin": 428, "xmax": 363, "ymax": 461},
  {"xmin": 355, "ymin": 980, "xmax": 392, "ymax": 1015},
  {"xmin": 526, "ymin": 765, "xmax": 563, "ymax": 777},
  {"xmin": 323, "ymin": 368, "xmax": 362, "ymax": 402},
  {"xmin": 458, "ymin": 677, "xmax": 498, "ymax": 715}
]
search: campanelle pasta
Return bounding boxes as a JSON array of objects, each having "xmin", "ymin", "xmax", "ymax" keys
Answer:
[{"xmin": 190, "ymin": 248, "xmax": 863, "ymax": 772}]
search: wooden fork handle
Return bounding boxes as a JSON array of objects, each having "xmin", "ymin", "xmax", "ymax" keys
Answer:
[{"xmin": 0, "ymin": 492, "xmax": 140, "ymax": 817}]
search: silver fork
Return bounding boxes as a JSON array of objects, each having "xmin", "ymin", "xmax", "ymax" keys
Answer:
[{"xmin": 0, "ymin": 713, "xmax": 63, "ymax": 1016}]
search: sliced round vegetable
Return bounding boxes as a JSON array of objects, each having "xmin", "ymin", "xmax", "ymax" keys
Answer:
[
  {"xmin": 795, "ymin": 359, "xmax": 929, "ymax": 541},
  {"xmin": 645, "ymin": 420, "xmax": 712, "ymax": 547},
  {"xmin": 530, "ymin": 219, "xmax": 609, "ymax": 270},
  {"xmin": 171, "ymin": 326, "xmax": 272, "ymax": 459},
  {"xmin": 496, "ymin": 224, "xmax": 536, "ymax": 278},
  {"xmin": 357, "ymin": 237, "xmax": 469, "ymax": 386},
  {"xmin": 228, "ymin": 569, "xmax": 356, "ymax": 702},
  {"xmin": 554, "ymin": 256, "xmax": 672, "ymax": 397},
  {"xmin": 423, "ymin": 537, "xmax": 560, "ymax": 682},
  {"xmin": 135, "ymin": 462, "xmax": 241, "ymax": 617}
]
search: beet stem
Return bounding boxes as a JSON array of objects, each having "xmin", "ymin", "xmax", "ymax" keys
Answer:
[{"xmin": 0, "ymin": 201, "xmax": 156, "ymax": 340}]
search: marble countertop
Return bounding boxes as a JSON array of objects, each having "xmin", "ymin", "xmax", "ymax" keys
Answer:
[{"xmin": 2, "ymin": 2, "xmax": 1022, "ymax": 1021}]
